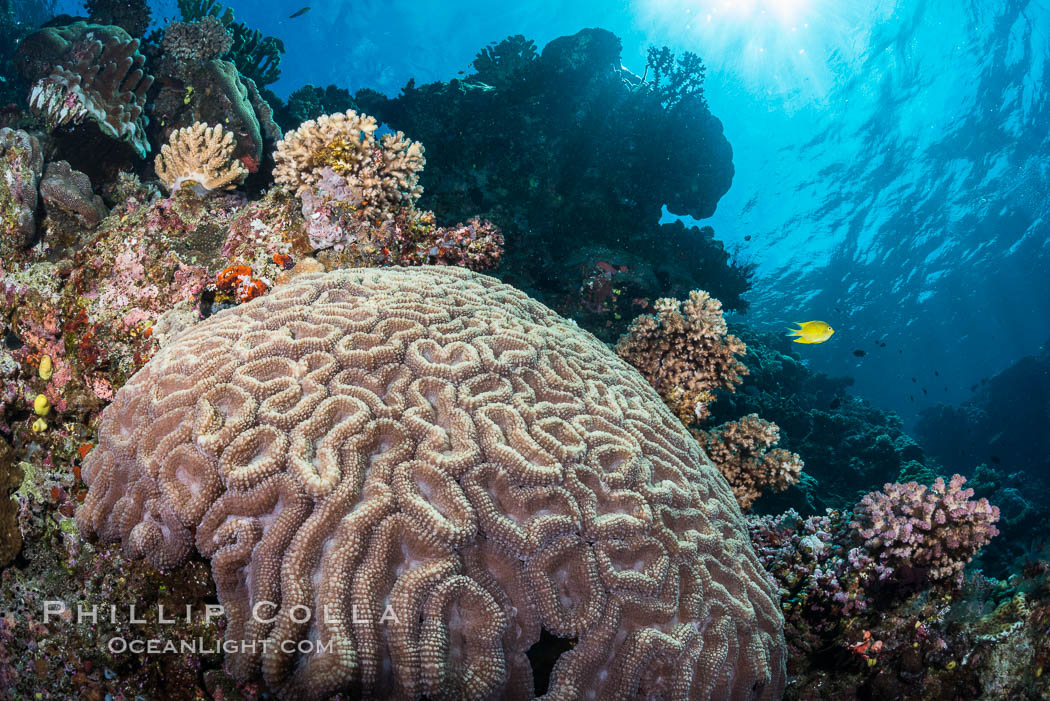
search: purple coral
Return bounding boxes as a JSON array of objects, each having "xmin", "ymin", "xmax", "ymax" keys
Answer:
[
  {"xmin": 39, "ymin": 161, "xmax": 108, "ymax": 229},
  {"xmin": 748, "ymin": 509, "xmax": 874, "ymax": 628},
  {"xmin": 851, "ymin": 474, "xmax": 1000, "ymax": 585}
]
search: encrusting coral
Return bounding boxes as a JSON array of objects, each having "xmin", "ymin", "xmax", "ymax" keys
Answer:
[
  {"xmin": 154, "ymin": 122, "xmax": 248, "ymax": 195},
  {"xmin": 39, "ymin": 160, "xmax": 108, "ymax": 229},
  {"xmin": 694, "ymin": 413, "xmax": 803, "ymax": 510},
  {"xmin": 76, "ymin": 265, "xmax": 786, "ymax": 701},
  {"xmin": 18, "ymin": 22, "xmax": 154, "ymax": 157},
  {"xmin": 273, "ymin": 109, "xmax": 425, "ymax": 220},
  {"xmin": 0, "ymin": 127, "xmax": 43, "ymax": 251},
  {"xmin": 851, "ymin": 474, "xmax": 1000, "ymax": 585},
  {"xmin": 615, "ymin": 289, "xmax": 748, "ymax": 424}
]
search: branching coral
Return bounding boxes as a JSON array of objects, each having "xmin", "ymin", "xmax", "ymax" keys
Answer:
[
  {"xmin": 273, "ymin": 109, "xmax": 424, "ymax": 220},
  {"xmin": 851, "ymin": 474, "xmax": 1000, "ymax": 585},
  {"xmin": 615, "ymin": 289, "xmax": 747, "ymax": 423},
  {"xmin": 695, "ymin": 413, "xmax": 803, "ymax": 510},
  {"xmin": 748, "ymin": 509, "xmax": 875, "ymax": 637},
  {"xmin": 157, "ymin": 16, "xmax": 232, "ymax": 79},
  {"xmin": 19, "ymin": 22, "xmax": 154, "ymax": 157},
  {"xmin": 177, "ymin": 0, "xmax": 284, "ymax": 87},
  {"xmin": 77, "ymin": 266, "xmax": 786, "ymax": 701},
  {"xmin": 154, "ymin": 122, "xmax": 248, "ymax": 195}
]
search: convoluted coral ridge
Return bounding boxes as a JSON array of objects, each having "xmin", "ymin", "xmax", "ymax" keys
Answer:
[
  {"xmin": 76, "ymin": 266, "xmax": 786, "ymax": 700},
  {"xmin": 20, "ymin": 22, "xmax": 153, "ymax": 157}
]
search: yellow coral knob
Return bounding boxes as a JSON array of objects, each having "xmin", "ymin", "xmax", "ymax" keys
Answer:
[
  {"xmin": 39, "ymin": 355, "xmax": 53, "ymax": 380},
  {"xmin": 33, "ymin": 393, "xmax": 50, "ymax": 416},
  {"xmin": 31, "ymin": 417, "xmax": 47, "ymax": 432}
]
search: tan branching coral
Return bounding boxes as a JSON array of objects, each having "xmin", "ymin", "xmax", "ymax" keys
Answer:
[
  {"xmin": 77, "ymin": 266, "xmax": 786, "ymax": 700},
  {"xmin": 155, "ymin": 122, "xmax": 248, "ymax": 195},
  {"xmin": 615, "ymin": 289, "xmax": 748, "ymax": 423},
  {"xmin": 273, "ymin": 109, "xmax": 424, "ymax": 218},
  {"xmin": 694, "ymin": 414, "xmax": 803, "ymax": 510}
]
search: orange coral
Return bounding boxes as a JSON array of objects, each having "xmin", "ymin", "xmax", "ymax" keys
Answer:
[
  {"xmin": 236, "ymin": 277, "xmax": 268, "ymax": 303},
  {"xmin": 216, "ymin": 265, "xmax": 252, "ymax": 292}
]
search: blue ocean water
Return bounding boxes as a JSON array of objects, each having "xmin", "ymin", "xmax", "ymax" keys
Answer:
[{"xmin": 105, "ymin": 0, "xmax": 1043, "ymax": 429}]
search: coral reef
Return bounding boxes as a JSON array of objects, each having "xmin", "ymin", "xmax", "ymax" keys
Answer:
[
  {"xmin": 148, "ymin": 53, "xmax": 277, "ymax": 178},
  {"xmin": 0, "ymin": 127, "xmax": 43, "ymax": 253},
  {"xmin": 177, "ymin": 0, "xmax": 285, "ymax": 88},
  {"xmin": 271, "ymin": 83, "xmax": 357, "ymax": 132},
  {"xmin": 356, "ymin": 29, "xmax": 744, "ymax": 319},
  {"xmin": 852, "ymin": 474, "xmax": 1001, "ymax": 585},
  {"xmin": 38, "ymin": 160, "xmax": 108, "ymax": 230},
  {"xmin": 274, "ymin": 109, "xmax": 424, "ymax": 215},
  {"xmin": 156, "ymin": 15, "xmax": 232, "ymax": 80},
  {"xmin": 18, "ymin": 21, "xmax": 153, "ymax": 158},
  {"xmin": 155, "ymin": 121, "xmax": 248, "ymax": 195},
  {"xmin": 615, "ymin": 289, "xmax": 747, "ymax": 424},
  {"xmin": 917, "ymin": 343, "xmax": 1050, "ymax": 576},
  {"xmin": 77, "ymin": 266, "xmax": 787, "ymax": 700},
  {"xmin": 695, "ymin": 414, "xmax": 804, "ymax": 510},
  {"xmin": 708, "ymin": 329, "xmax": 940, "ymax": 513},
  {"xmin": 83, "ymin": 0, "xmax": 151, "ymax": 38},
  {"xmin": 0, "ymin": 439, "xmax": 20, "ymax": 567},
  {"xmin": 743, "ymin": 485, "xmax": 1050, "ymax": 701}
]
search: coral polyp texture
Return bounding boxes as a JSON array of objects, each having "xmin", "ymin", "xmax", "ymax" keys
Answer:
[
  {"xmin": 694, "ymin": 414, "xmax": 803, "ymax": 510},
  {"xmin": 155, "ymin": 122, "xmax": 249, "ymax": 195},
  {"xmin": 851, "ymin": 474, "xmax": 1000, "ymax": 584},
  {"xmin": 18, "ymin": 22, "xmax": 154, "ymax": 157},
  {"xmin": 615, "ymin": 289, "xmax": 748, "ymax": 424},
  {"xmin": 76, "ymin": 266, "xmax": 786, "ymax": 700},
  {"xmin": 273, "ymin": 109, "xmax": 425, "ymax": 218},
  {"xmin": 0, "ymin": 127, "xmax": 43, "ymax": 249}
]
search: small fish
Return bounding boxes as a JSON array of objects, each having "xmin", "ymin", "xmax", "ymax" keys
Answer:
[
  {"xmin": 829, "ymin": 397, "xmax": 842, "ymax": 409},
  {"xmin": 922, "ymin": 387, "xmax": 928, "ymax": 395},
  {"xmin": 909, "ymin": 395, "xmax": 915, "ymax": 401},
  {"xmin": 786, "ymin": 320, "xmax": 834, "ymax": 344},
  {"xmin": 970, "ymin": 384, "xmax": 978, "ymax": 392},
  {"xmin": 852, "ymin": 349, "xmax": 866, "ymax": 357},
  {"xmin": 990, "ymin": 455, "xmax": 1001, "ymax": 465},
  {"xmin": 911, "ymin": 377, "xmax": 917, "ymax": 383},
  {"xmin": 898, "ymin": 349, "xmax": 903, "ymax": 354},
  {"xmin": 934, "ymin": 370, "xmax": 939, "ymax": 376},
  {"xmin": 744, "ymin": 235, "xmax": 752, "ymax": 241},
  {"xmin": 289, "ymin": 6, "xmax": 310, "ymax": 18},
  {"xmin": 878, "ymin": 341, "xmax": 886, "ymax": 348}
]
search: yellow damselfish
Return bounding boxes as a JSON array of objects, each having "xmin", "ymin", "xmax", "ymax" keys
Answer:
[{"xmin": 786, "ymin": 320, "xmax": 835, "ymax": 344}]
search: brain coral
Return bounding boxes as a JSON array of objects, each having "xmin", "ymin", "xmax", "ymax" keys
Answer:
[{"xmin": 76, "ymin": 266, "xmax": 785, "ymax": 700}]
